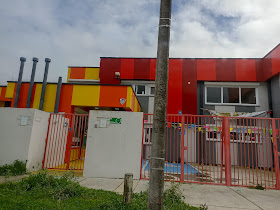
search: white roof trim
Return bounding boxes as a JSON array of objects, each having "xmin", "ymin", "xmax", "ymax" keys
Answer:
[
  {"xmin": 68, "ymin": 79, "xmax": 100, "ymax": 84},
  {"xmin": 204, "ymin": 82, "xmax": 260, "ymax": 87}
]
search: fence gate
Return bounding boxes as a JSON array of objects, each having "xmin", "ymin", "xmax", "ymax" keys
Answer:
[
  {"xmin": 43, "ymin": 113, "xmax": 89, "ymax": 171},
  {"xmin": 141, "ymin": 114, "xmax": 280, "ymax": 190}
]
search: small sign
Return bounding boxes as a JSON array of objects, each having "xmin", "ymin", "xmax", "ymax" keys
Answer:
[
  {"xmin": 178, "ymin": 110, "xmax": 182, "ymax": 115},
  {"xmin": 110, "ymin": 118, "xmax": 122, "ymax": 124},
  {"xmin": 120, "ymin": 98, "xmax": 126, "ymax": 105},
  {"xmin": 20, "ymin": 116, "xmax": 28, "ymax": 126},
  {"xmin": 100, "ymin": 118, "xmax": 107, "ymax": 128}
]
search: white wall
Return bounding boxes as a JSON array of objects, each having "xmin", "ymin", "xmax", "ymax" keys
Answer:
[
  {"xmin": 0, "ymin": 108, "xmax": 50, "ymax": 172},
  {"xmin": 27, "ymin": 110, "xmax": 50, "ymax": 171},
  {"xmin": 84, "ymin": 111, "xmax": 143, "ymax": 179}
]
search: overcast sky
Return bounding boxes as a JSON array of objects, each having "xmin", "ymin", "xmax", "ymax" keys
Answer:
[{"xmin": 1, "ymin": 0, "xmax": 280, "ymax": 85}]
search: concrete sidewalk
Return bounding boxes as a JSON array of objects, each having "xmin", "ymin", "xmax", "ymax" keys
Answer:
[{"xmin": 78, "ymin": 178, "xmax": 280, "ymax": 210}]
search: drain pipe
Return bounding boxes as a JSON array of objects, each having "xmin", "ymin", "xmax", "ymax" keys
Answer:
[
  {"xmin": 39, "ymin": 58, "xmax": 51, "ymax": 110},
  {"xmin": 54, "ymin": 77, "xmax": 62, "ymax": 113},
  {"xmin": 26, "ymin": 57, "xmax": 39, "ymax": 108},
  {"xmin": 14, "ymin": 57, "xmax": 26, "ymax": 107}
]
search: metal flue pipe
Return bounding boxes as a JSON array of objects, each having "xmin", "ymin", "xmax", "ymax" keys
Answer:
[
  {"xmin": 54, "ymin": 76, "xmax": 62, "ymax": 113},
  {"xmin": 14, "ymin": 57, "xmax": 26, "ymax": 107},
  {"xmin": 26, "ymin": 57, "xmax": 39, "ymax": 108},
  {"xmin": 39, "ymin": 58, "xmax": 51, "ymax": 110}
]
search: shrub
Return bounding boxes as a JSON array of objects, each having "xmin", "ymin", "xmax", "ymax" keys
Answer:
[{"xmin": 0, "ymin": 160, "xmax": 26, "ymax": 176}]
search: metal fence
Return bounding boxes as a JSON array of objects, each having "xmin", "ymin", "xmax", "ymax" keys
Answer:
[
  {"xmin": 141, "ymin": 114, "xmax": 280, "ymax": 189},
  {"xmin": 43, "ymin": 113, "xmax": 88, "ymax": 171}
]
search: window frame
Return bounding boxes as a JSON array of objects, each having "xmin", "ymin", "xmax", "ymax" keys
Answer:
[
  {"xmin": 133, "ymin": 84, "xmax": 155, "ymax": 96},
  {"xmin": 205, "ymin": 84, "xmax": 259, "ymax": 106}
]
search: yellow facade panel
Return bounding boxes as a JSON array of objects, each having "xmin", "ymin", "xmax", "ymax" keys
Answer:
[
  {"xmin": 126, "ymin": 86, "xmax": 132, "ymax": 109},
  {"xmin": 85, "ymin": 68, "xmax": 100, "ymax": 80},
  {"xmin": 0, "ymin": 87, "xmax": 2, "ymax": 96},
  {"xmin": 32, "ymin": 84, "xmax": 42, "ymax": 109},
  {"xmin": 72, "ymin": 85, "xmax": 100, "ymax": 107},
  {"xmin": 5, "ymin": 83, "xmax": 15, "ymax": 98},
  {"xmin": 67, "ymin": 68, "xmax": 71, "ymax": 82},
  {"xmin": 43, "ymin": 84, "xmax": 57, "ymax": 112},
  {"xmin": 0, "ymin": 101, "xmax": 4, "ymax": 107}
]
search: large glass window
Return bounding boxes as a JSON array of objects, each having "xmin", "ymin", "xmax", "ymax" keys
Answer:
[
  {"xmin": 206, "ymin": 86, "xmax": 257, "ymax": 105},
  {"xmin": 241, "ymin": 88, "xmax": 256, "ymax": 104},
  {"xmin": 223, "ymin": 87, "xmax": 239, "ymax": 103},
  {"xmin": 207, "ymin": 87, "xmax": 221, "ymax": 103}
]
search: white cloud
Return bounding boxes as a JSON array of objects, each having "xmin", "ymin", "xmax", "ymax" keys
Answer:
[{"xmin": 0, "ymin": 0, "xmax": 280, "ymax": 85}]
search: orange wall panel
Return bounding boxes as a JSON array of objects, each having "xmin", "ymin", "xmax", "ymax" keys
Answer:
[
  {"xmin": 58, "ymin": 85, "xmax": 74, "ymax": 113},
  {"xmin": 99, "ymin": 86, "xmax": 128, "ymax": 108},
  {"xmin": 17, "ymin": 83, "xmax": 30, "ymax": 108},
  {"xmin": 69, "ymin": 67, "xmax": 86, "ymax": 80}
]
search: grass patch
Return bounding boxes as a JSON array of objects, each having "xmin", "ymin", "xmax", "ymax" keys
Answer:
[
  {"xmin": 0, "ymin": 171, "xmax": 200, "ymax": 209},
  {"xmin": 0, "ymin": 160, "xmax": 26, "ymax": 176},
  {"xmin": 248, "ymin": 184, "xmax": 265, "ymax": 190}
]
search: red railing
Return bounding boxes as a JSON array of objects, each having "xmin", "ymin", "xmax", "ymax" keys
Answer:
[
  {"xmin": 42, "ymin": 113, "xmax": 89, "ymax": 171},
  {"xmin": 140, "ymin": 114, "xmax": 280, "ymax": 190}
]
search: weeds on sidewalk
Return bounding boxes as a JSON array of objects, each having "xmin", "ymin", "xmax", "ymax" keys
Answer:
[
  {"xmin": 0, "ymin": 160, "xmax": 26, "ymax": 176},
  {"xmin": 0, "ymin": 171, "xmax": 200, "ymax": 209}
]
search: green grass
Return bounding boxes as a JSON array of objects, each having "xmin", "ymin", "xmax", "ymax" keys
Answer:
[
  {"xmin": 0, "ymin": 160, "xmax": 26, "ymax": 176},
  {"xmin": 0, "ymin": 171, "xmax": 200, "ymax": 209}
]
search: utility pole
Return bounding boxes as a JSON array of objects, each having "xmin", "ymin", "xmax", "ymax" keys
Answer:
[{"xmin": 148, "ymin": 0, "xmax": 172, "ymax": 209}]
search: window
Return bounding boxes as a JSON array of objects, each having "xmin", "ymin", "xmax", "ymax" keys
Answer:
[
  {"xmin": 223, "ymin": 87, "xmax": 239, "ymax": 103},
  {"xmin": 207, "ymin": 87, "xmax": 221, "ymax": 103},
  {"xmin": 206, "ymin": 86, "xmax": 257, "ymax": 105},
  {"xmin": 135, "ymin": 85, "xmax": 146, "ymax": 95},
  {"xmin": 150, "ymin": 87, "xmax": 155, "ymax": 95}
]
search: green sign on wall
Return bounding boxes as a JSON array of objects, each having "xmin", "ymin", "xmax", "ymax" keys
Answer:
[{"xmin": 110, "ymin": 118, "xmax": 122, "ymax": 124}]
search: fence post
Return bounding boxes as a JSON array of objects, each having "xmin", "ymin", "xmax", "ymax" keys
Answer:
[
  {"xmin": 272, "ymin": 119, "xmax": 280, "ymax": 190},
  {"xmin": 181, "ymin": 115, "xmax": 185, "ymax": 182},
  {"xmin": 123, "ymin": 173, "xmax": 133, "ymax": 203},
  {"xmin": 224, "ymin": 117, "xmax": 232, "ymax": 186}
]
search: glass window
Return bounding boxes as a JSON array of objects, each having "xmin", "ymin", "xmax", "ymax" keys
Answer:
[
  {"xmin": 136, "ymin": 85, "xmax": 146, "ymax": 95},
  {"xmin": 223, "ymin": 87, "xmax": 239, "ymax": 103},
  {"xmin": 150, "ymin": 87, "xmax": 155, "ymax": 95},
  {"xmin": 207, "ymin": 87, "xmax": 221, "ymax": 103},
  {"xmin": 241, "ymin": 88, "xmax": 256, "ymax": 104}
]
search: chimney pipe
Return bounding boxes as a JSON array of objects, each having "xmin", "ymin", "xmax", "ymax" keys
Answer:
[
  {"xmin": 14, "ymin": 57, "xmax": 26, "ymax": 107},
  {"xmin": 54, "ymin": 77, "xmax": 62, "ymax": 113},
  {"xmin": 26, "ymin": 57, "xmax": 39, "ymax": 108},
  {"xmin": 39, "ymin": 58, "xmax": 51, "ymax": 110}
]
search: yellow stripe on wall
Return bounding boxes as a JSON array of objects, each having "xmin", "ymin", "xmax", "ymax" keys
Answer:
[
  {"xmin": 67, "ymin": 68, "xmax": 71, "ymax": 83},
  {"xmin": 43, "ymin": 84, "xmax": 57, "ymax": 112},
  {"xmin": 0, "ymin": 101, "xmax": 4, "ymax": 107},
  {"xmin": 72, "ymin": 85, "xmax": 100, "ymax": 107},
  {"xmin": 32, "ymin": 84, "xmax": 57, "ymax": 112},
  {"xmin": 0, "ymin": 87, "xmax": 2, "ymax": 96},
  {"xmin": 5, "ymin": 83, "xmax": 15, "ymax": 98},
  {"xmin": 134, "ymin": 96, "xmax": 138, "ymax": 112},
  {"xmin": 85, "ymin": 68, "xmax": 100, "ymax": 80},
  {"xmin": 126, "ymin": 86, "xmax": 132, "ymax": 109},
  {"xmin": 32, "ymin": 84, "xmax": 42, "ymax": 109}
]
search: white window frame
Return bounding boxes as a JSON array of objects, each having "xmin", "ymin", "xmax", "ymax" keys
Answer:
[
  {"xmin": 133, "ymin": 85, "xmax": 146, "ymax": 96},
  {"xmin": 133, "ymin": 84, "xmax": 155, "ymax": 96},
  {"xmin": 205, "ymin": 82, "xmax": 259, "ymax": 106}
]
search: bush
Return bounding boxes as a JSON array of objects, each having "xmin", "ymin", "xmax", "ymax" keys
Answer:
[{"xmin": 0, "ymin": 160, "xmax": 26, "ymax": 176}]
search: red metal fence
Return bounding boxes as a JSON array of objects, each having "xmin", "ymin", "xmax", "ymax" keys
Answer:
[
  {"xmin": 141, "ymin": 114, "xmax": 280, "ymax": 189},
  {"xmin": 43, "ymin": 113, "xmax": 89, "ymax": 171}
]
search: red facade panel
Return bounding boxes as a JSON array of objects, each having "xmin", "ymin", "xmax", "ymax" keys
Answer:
[
  {"xmin": 17, "ymin": 83, "xmax": 30, "ymax": 108},
  {"xmin": 100, "ymin": 58, "xmax": 121, "ymax": 84},
  {"xmin": 58, "ymin": 85, "xmax": 74, "ymax": 113},
  {"xmin": 150, "ymin": 59, "xmax": 157, "ymax": 80},
  {"xmin": 235, "ymin": 59, "xmax": 256, "ymax": 81},
  {"xmin": 262, "ymin": 57, "xmax": 272, "ymax": 81},
  {"xmin": 167, "ymin": 59, "xmax": 182, "ymax": 114},
  {"xmin": 216, "ymin": 59, "xmax": 236, "ymax": 81},
  {"xmin": 121, "ymin": 58, "xmax": 134, "ymax": 80},
  {"xmin": 134, "ymin": 59, "xmax": 151, "ymax": 80},
  {"xmin": 182, "ymin": 59, "xmax": 197, "ymax": 115},
  {"xmin": 197, "ymin": 59, "xmax": 216, "ymax": 81},
  {"xmin": 270, "ymin": 45, "xmax": 280, "ymax": 76},
  {"xmin": 255, "ymin": 59, "xmax": 264, "ymax": 81}
]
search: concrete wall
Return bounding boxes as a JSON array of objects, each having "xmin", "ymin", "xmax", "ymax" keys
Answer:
[
  {"xmin": 84, "ymin": 110, "xmax": 143, "ymax": 179},
  {"xmin": 270, "ymin": 75, "xmax": 280, "ymax": 118},
  {"xmin": 0, "ymin": 108, "xmax": 49, "ymax": 172}
]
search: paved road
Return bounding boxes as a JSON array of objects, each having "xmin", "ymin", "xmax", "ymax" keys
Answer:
[{"xmin": 78, "ymin": 178, "xmax": 280, "ymax": 210}]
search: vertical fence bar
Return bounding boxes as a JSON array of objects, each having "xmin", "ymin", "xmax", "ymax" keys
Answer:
[
  {"xmin": 224, "ymin": 117, "xmax": 232, "ymax": 186},
  {"xmin": 181, "ymin": 115, "xmax": 185, "ymax": 182},
  {"xmin": 272, "ymin": 119, "xmax": 280, "ymax": 189}
]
